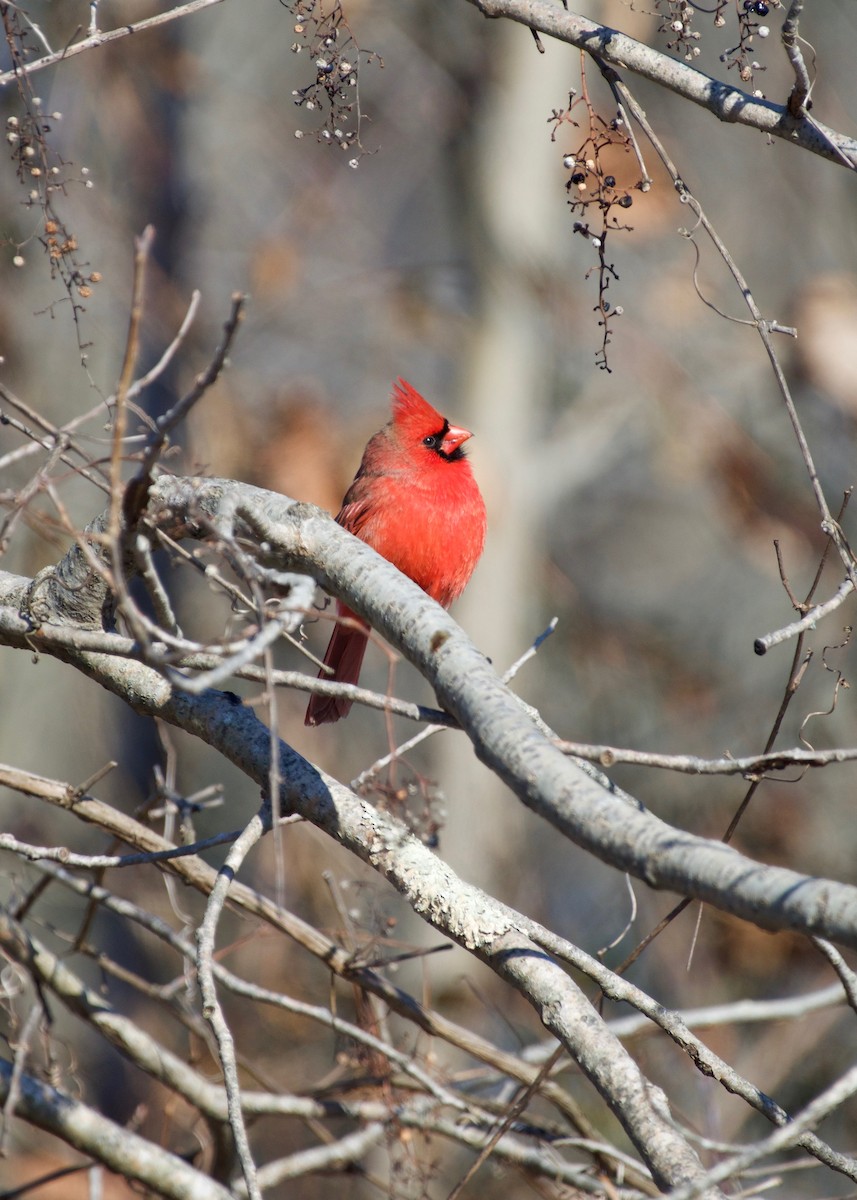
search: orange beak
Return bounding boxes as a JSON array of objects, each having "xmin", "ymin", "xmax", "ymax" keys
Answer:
[{"xmin": 441, "ymin": 423, "xmax": 473, "ymax": 455}]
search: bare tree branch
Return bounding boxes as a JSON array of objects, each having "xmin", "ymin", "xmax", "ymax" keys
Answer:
[
  {"xmin": 463, "ymin": 0, "xmax": 857, "ymax": 169},
  {"xmin": 0, "ymin": 1060, "xmax": 233, "ymax": 1200},
  {"xmin": 0, "ymin": 0, "xmax": 227, "ymax": 89}
]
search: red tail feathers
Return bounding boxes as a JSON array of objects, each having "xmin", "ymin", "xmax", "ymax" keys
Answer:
[{"xmin": 304, "ymin": 606, "xmax": 369, "ymax": 726}]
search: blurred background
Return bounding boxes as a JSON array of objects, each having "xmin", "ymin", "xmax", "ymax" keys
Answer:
[{"xmin": 3, "ymin": 1, "xmax": 857, "ymax": 1195}]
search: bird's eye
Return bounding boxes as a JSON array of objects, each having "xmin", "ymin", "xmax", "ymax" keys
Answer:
[{"xmin": 423, "ymin": 434, "xmax": 438, "ymax": 449}]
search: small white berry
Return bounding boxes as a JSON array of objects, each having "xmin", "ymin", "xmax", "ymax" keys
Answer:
[
  {"xmin": 758, "ymin": 24, "xmax": 769, "ymax": 36},
  {"xmin": 12, "ymin": 255, "xmax": 24, "ymax": 267},
  {"xmin": 349, "ymin": 158, "xmax": 359, "ymax": 169},
  {"xmin": 562, "ymin": 154, "xmax": 575, "ymax": 169}
]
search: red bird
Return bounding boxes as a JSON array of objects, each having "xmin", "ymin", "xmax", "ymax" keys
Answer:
[{"xmin": 305, "ymin": 379, "xmax": 486, "ymax": 726}]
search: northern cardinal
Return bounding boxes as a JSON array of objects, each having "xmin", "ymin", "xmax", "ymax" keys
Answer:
[{"xmin": 305, "ymin": 379, "xmax": 486, "ymax": 726}]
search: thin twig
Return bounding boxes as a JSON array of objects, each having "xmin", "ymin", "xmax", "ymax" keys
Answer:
[
  {"xmin": 666, "ymin": 1062, "xmax": 857, "ymax": 1200},
  {"xmin": 0, "ymin": 0, "xmax": 226, "ymax": 88},
  {"xmin": 351, "ymin": 619, "xmax": 558, "ymax": 789},
  {"xmin": 0, "ymin": 826, "xmax": 245, "ymax": 869},
  {"xmin": 754, "ymin": 578, "xmax": 854, "ymax": 656},
  {"xmin": 811, "ymin": 938, "xmax": 857, "ymax": 1014},
  {"xmin": 447, "ymin": 1044, "xmax": 565, "ymax": 1200},
  {"xmin": 109, "ymin": 226, "xmax": 154, "ymax": 544},
  {"xmin": 555, "ymin": 740, "xmax": 857, "ymax": 776},
  {"xmin": 595, "ymin": 59, "xmax": 651, "ymax": 189},
  {"xmin": 132, "ymin": 532, "xmax": 181, "ymax": 635},
  {"xmin": 782, "ymin": 0, "xmax": 812, "ymax": 118},
  {"xmin": 0, "ymin": 1002, "xmax": 43, "ymax": 1154},
  {"xmin": 611, "ymin": 74, "xmax": 857, "ymax": 591},
  {"xmin": 196, "ymin": 808, "xmax": 268, "ymax": 1200},
  {"xmin": 127, "ymin": 291, "xmax": 246, "ymax": 519}
]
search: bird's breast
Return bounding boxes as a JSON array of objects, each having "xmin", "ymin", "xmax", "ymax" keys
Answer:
[{"xmin": 358, "ymin": 467, "xmax": 485, "ymax": 607}]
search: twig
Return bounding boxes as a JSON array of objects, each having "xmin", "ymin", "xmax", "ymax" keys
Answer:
[
  {"xmin": 0, "ymin": 432, "xmax": 69, "ymax": 553},
  {"xmin": 782, "ymin": 0, "xmax": 812, "ymax": 118},
  {"xmin": 605, "ymin": 981, "xmax": 848, "ymax": 1041},
  {"xmin": 133, "ymin": 531, "xmax": 181, "ymax": 635},
  {"xmin": 555, "ymin": 740, "xmax": 857, "ymax": 776},
  {"xmin": 521, "ymin": 923, "xmax": 857, "ymax": 1183},
  {"xmin": 0, "ymin": 0, "xmax": 226, "ymax": 88},
  {"xmin": 168, "ymin": 612, "xmax": 294, "ymax": 695},
  {"xmin": 125, "ymin": 287, "xmax": 202, "ymax": 399},
  {"xmin": 32, "ymin": 860, "xmax": 517, "ymax": 1126},
  {"xmin": 463, "ymin": 0, "xmax": 857, "ymax": 170},
  {"xmin": 811, "ymin": 939, "xmax": 857, "ymax": 1014},
  {"xmin": 447, "ymin": 1044, "xmax": 565, "ymax": 1200},
  {"xmin": 249, "ymin": 1126, "xmax": 386, "ymax": 1191},
  {"xmin": 0, "ymin": 602, "xmax": 453, "ymax": 721},
  {"xmin": 754, "ymin": 578, "xmax": 854, "ymax": 656},
  {"xmin": 109, "ymin": 226, "xmax": 154, "ymax": 544},
  {"xmin": 666, "ymin": 1062, "xmax": 857, "ymax": 1200},
  {"xmin": 0, "ymin": 826, "xmax": 245, "ymax": 869},
  {"xmin": 196, "ymin": 808, "xmax": 269, "ymax": 1200},
  {"xmin": 0, "ymin": 384, "xmax": 110, "ymax": 493},
  {"xmin": 611, "ymin": 75, "xmax": 857, "ymax": 591},
  {"xmin": 127, "ymin": 292, "xmax": 246, "ymax": 522},
  {"xmin": 595, "ymin": 60, "xmax": 651, "ymax": 189},
  {"xmin": 0, "ymin": 1060, "xmax": 234, "ymax": 1200},
  {"xmin": 351, "ymin": 619, "xmax": 558, "ymax": 789},
  {"xmin": 0, "ymin": 1001, "xmax": 43, "ymax": 1154}
]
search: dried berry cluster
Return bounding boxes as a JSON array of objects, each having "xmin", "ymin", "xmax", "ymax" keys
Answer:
[
  {"xmin": 2, "ymin": 8, "xmax": 99, "ymax": 346},
  {"xmin": 287, "ymin": 0, "xmax": 379, "ymax": 166},
  {"xmin": 719, "ymin": 0, "xmax": 781, "ymax": 95},
  {"xmin": 653, "ymin": 0, "xmax": 781, "ymax": 94},
  {"xmin": 551, "ymin": 93, "xmax": 640, "ymax": 372},
  {"xmin": 657, "ymin": 0, "xmax": 704, "ymax": 62}
]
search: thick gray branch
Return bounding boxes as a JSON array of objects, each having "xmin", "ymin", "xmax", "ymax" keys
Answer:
[
  {"xmin": 464, "ymin": 0, "xmax": 857, "ymax": 169},
  {"xmin": 4, "ymin": 475, "xmax": 857, "ymax": 949},
  {"xmin": 0, "ymin": 1059, "xmax": 232, "ymax": 1200}
]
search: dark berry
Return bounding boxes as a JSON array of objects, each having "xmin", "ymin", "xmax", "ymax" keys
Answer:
[
  {"xmin": 618, "ymin": 195, "xmax": 633, "ymax": 208},
  {"xmin": 604, "ymin": 175, "xmax": 616, "ymax": 188},
  {"xmin": 571, "ymin": 172, "xmax": 586, "ymax": 184},
  {"xmin": 754, "ymin": 1, "xmax": 769, "ymax": 13}
]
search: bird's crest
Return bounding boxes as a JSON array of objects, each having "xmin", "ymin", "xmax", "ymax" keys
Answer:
[{"xmin": 391, "ymin": 378, "xmax": 445, "ymax": 438}]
